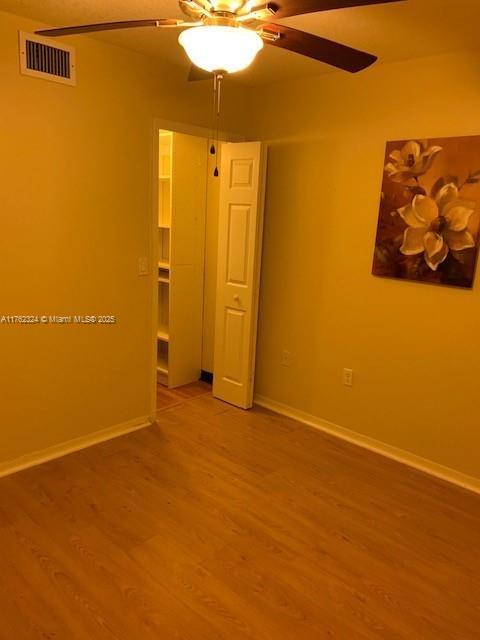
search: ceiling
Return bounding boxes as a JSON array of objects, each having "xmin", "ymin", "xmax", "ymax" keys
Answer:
[{"xmin": 1, "ymin": 0, "xmax": 480, "ymax": 85}]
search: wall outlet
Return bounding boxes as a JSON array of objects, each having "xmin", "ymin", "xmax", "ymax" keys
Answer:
[
  {"xmin": 281, "ymin": 350, "xmax": 292, "ymax": 367},
  {"xmin": 138, "ymin": 256, "xmax": 149, "ymax": 276},
  {"xmin": 343, "ymin": 368, "xmax": 353, "ymax": 387}
]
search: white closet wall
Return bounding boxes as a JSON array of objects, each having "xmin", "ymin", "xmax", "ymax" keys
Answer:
[{"xmin": 157, "ymin": 130, "xmax": 207, "ymax": 388}]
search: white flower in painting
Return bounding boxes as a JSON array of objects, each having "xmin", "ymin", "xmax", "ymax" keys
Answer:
[
  {"xmin": 399, "ymin": 183, "xmax": 476, "ymax": 271},
  {"xmin": 385, "ymin": 140, "xmax": 442, "ymax": 182}
]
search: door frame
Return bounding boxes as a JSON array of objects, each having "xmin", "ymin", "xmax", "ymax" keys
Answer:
[{"xmin": 148, "ymin": 118, "xmax": 243, "ymax": 420}]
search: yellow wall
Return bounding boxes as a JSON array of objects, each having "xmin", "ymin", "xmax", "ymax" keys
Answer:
[
  {"xmin": 249, "ymin": 51, "xmax": 480, "ymax": 480},
  {"xmin": 0, "ymin": 9, "xmax": 248, "ymax": 465}
]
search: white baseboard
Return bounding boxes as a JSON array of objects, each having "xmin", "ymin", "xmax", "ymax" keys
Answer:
[
  {"xmin": 254, "ymin": 394, "xmax": 480, "ymax": 496},
  {"xmin": 0, "ymin": 416, "xmax": 152, "ymax": 479}
]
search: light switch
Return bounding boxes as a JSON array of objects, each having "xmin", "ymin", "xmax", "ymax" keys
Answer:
[{"xmin": 138, "ymin": 256, "xmax": 149, "ymax": 276}]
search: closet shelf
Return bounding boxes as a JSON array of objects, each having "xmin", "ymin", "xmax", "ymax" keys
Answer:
[
  {"xmin": 158, "ymin": 261, "xmax": 170, "ymax": 270},
  {"xmin": 157, "ymin": 329, "xmax": 169, "ymax": 342}
]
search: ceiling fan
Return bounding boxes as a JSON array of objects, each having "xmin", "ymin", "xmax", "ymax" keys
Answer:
[{"xmin": 36, "ymin": 0, "xmax": 403, "ymax": 79}]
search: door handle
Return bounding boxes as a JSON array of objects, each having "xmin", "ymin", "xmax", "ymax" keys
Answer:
[{"xmin": 233, "ymin": 294, "xmax": 240, "ymax": 303}]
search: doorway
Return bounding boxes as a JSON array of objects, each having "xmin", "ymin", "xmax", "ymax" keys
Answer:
[
  {"xmin": 149, "ymin": 120, "xmax": 266, "ymax": 418},
  {"xmin": 150, "ymin": 119, "xmax": 225, "ymax": 418}
]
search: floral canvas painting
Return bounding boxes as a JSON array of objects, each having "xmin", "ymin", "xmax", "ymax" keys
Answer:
[{"xmin": 372, "ymin": 135, "xmax": 480, "ymax": 288}]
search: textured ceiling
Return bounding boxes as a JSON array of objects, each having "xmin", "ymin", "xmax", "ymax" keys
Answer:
[{"xmin": 1, "ymin": 0, "xmax": 480, "ymax": 85}]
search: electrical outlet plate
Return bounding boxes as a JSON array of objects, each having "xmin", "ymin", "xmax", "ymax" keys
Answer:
[
  {"xmin": 281, "ymin": 350, "xmax": 292, "ymax": 367},
  {"xmin": 343, "ymin": 368, "xmax": 353, "ymax": 387}
]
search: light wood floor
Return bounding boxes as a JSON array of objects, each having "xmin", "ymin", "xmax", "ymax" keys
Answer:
[{"xmin": 0, "ymin": 381, "xmax": 479, "ymax": 639}]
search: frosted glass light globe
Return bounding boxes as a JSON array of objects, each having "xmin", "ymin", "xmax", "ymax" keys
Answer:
[{"xmin": 179, "ymin": 25, "xmax": 263, "ymax": 73}]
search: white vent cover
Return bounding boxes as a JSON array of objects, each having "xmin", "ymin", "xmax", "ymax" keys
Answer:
[{"xmin": 19, "ymin": 31, "xmax": 76, "ymax": 86}]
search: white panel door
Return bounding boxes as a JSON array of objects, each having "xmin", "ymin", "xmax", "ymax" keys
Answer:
[{"xmin": 213, "ymin": 142, "xmax": 267, "ymax": 409}]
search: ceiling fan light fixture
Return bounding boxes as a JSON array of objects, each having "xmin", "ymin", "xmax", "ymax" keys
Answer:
[{"xmin": 178, "ymin": 25, "xmax": 263, "ymax": 73}]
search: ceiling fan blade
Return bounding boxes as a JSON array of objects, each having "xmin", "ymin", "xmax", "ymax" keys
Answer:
[
  {"xmin": 36, "ymin": 19, "xmax": 182, "ymax": 38},
  {"xmin": 188, "ymin": 65, "xmax": 213, "ymax": 81},
  {"xmin": 262, "ymin": 23, "xmax": 376, "ymax": 72},
  {"xmin": 268, "ymin": 0, "xmax": 403, "ymax": 20}
]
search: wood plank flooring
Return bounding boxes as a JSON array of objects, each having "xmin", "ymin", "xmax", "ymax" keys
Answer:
[{"xmin": 0, "ymin": 380, "xmax": 479, "ymax": 639}]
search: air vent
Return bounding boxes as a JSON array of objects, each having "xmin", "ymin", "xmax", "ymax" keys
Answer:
[{"xmin": 19, "ymin": 32, "xmax": 76, "ymax": 86}]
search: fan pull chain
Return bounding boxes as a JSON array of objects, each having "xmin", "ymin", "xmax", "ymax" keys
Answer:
[
  {"xmin": 210, "ymin": 72, "xmax": 216, "ymax": 157},
  {"xmin": 212, "ymin": 72, "xmax": 223, "ymax": 177}
]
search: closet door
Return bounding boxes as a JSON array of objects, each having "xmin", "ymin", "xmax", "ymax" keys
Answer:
[{"xmin": 213, "ymin": 142, "xmax": 267, "ymax": 409}]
